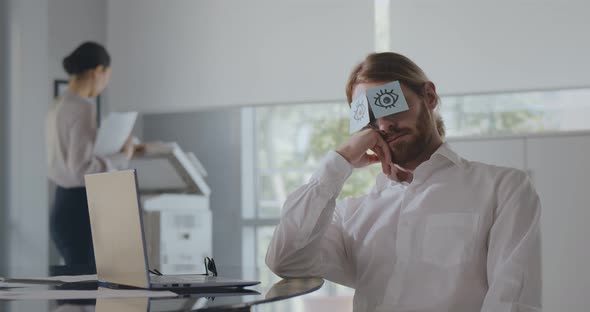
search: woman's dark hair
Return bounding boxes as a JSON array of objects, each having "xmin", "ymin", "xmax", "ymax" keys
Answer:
[{"xmin": 62, "ymin": 41, "xmax": 111, "ymax": 76}]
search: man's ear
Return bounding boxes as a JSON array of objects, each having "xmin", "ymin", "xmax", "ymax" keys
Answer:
[{"xmin": 424, "ymin": 81, "xmax": 438, "ymax": 111}]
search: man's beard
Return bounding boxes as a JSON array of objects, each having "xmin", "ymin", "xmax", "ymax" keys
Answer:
[{"xmin": 389, "ymin": 105, "xmax": 434, "ymax": 166}]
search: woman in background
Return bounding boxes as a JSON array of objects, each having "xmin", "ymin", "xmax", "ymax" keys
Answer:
[{"xmin": 46, "ymin": 42, "xmax": 135, "ymax": 274}]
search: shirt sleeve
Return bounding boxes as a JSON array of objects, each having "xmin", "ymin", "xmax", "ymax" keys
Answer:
[
  {"xmin": 265, "ymin": 150, "xmax": 357, "ymax": 288},
  {"xmin": 481, "ymin": 170, "xmax": 542, "ymax": 312}
]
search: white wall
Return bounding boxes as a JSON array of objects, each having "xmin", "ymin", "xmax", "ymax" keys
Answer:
[
  {"xmin": 4, "ymin": 0, "xmax": 50, "ymax": 311},
  {"xmin": 107, "ymin": 0, "xmax": 375, "ymax": 113},
  {"xmin": 49, "ymin": 0, "xmax": 108, "ymax": 115},
  {"xmin": 449, "ymin": 138, "xmax": 526, "ymax": 170},
  {"xmin": 49, "ymin": 0, "xmax": 107, "ymax": 81},
  {"xmin": 449, "ymin": 132, "xmax": 590, "ymax": 311},
  {"xmin": 5, "ymin": 0, "xmax": 50, "ymax": 277},
  {"xmin": 390, "ymin": 0, "xmax": 590, "ymax": 95},
  {"xmin": 527, "ymin": 134, "xmax": 590, "ymax": 312}
]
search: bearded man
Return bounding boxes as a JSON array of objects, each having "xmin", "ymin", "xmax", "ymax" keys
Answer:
[{"xmin": 266, "ymin": 52, "xmax": 542, "ymax": 312}]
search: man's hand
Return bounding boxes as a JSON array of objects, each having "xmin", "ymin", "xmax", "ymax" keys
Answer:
[{"xmin": 336, "ymin": 128, "xmax": 393, "ymax": 175}]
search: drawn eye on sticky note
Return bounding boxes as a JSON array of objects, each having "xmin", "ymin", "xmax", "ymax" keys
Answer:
[
  {"xmin": 366, "ymin": 81, "xmax": 409, "ymax": 119},
  {"xmin": 374, "ymin": 89, "xmax": 399, "ymax": 108},
  {"xmin": 349, "ymin": 94, "xmax": 370, "ymax": 134}
]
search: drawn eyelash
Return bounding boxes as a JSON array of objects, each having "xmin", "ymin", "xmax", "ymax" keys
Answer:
[{"xmin": 373, "ymin": 89, "xmax": 399, "ymax": 109}]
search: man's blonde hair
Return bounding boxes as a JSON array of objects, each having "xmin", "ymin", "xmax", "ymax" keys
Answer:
[{"xmin": 345, "ymin": 52, "xmax": 445, "ymax": 138}]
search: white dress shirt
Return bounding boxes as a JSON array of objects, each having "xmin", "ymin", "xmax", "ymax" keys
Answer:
[
  {"xmin": 266, "ymin": 143, "xmax": 541, "ymax": 312},
  {"xmin": 46, "ymin": 90, "xmax": 129, "ymax": 188}
]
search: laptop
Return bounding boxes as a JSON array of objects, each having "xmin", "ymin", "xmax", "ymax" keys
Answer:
[{"xmin": 84, "ymin": 169, "xmax": 260, "ymax": 290}]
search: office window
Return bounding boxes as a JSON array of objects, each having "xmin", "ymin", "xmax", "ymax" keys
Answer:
[
  {"xmin": 441, "ymin": 88, "xmax": 590, "ymax": 137},
  {"xmin": 246, "ymin": 86, "xmax": 590, "ymax": 221}
]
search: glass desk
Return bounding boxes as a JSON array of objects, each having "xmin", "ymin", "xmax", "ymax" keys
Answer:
[{"xmin": 0, "ymin": 275, "xmax": 324, "ymax": 312}]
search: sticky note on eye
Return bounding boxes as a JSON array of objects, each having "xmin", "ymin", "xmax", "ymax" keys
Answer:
[
  {"xmin": 349, "ymin": 93, "xmax": 370, "ymax": 134},
  {"xmin": 366, "ymin": 81, "xmax": 409, "ymax": 119}
]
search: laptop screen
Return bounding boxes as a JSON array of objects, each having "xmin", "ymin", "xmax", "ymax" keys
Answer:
[{"xmin": 85, "ymin": 170, "xmax": 151, "ymax": 288}]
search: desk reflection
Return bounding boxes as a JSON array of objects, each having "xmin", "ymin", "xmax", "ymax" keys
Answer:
[{"xmin": 49, "ymin": 278, "xmax": 323, "ymax": 312}]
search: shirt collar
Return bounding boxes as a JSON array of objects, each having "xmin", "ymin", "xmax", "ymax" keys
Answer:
[
  {"xmin": 434, "ymin": 142, "xmax": 463, "ymax": 168},
  {"xmin": 375, "ymin": 142, "xmax": 464, "ymax": 189}
]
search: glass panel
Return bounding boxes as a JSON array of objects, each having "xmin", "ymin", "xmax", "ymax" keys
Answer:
[{"xmin": 440, "ymin": 88, "xmax": 590, "ymax": 136}]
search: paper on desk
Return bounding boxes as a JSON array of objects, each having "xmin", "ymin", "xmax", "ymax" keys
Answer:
[
  {"xmin": 94, "ymin": 112, "xmax": 138, "ymax": 156},
  {"xmin": 1, "ymin": 274, "xmax": 97, "ymax": 286},
  {"xmin": 0, "ymin": 274, "xmax": 98, "ymax": 285},
  {"xmin": 0, "ymin": 288, "xmax": 177, "ymax": 300},
  {"xmin": 50, "ymin": 274, "xmax": 98, "ymax": 283}
]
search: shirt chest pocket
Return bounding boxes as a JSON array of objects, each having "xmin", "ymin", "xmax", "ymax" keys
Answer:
[{"xmin": 421, "ymin": 212, "xmax": 478, "ymax": 267}]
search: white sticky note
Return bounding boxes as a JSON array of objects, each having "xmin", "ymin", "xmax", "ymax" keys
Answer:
[
  {"xmin": 366, "ymin": 81, "xmax": 409, "ymax": 119},
  {"xmin": 349, "ymin": 94, "xmax": 370, "ymax": 133}
]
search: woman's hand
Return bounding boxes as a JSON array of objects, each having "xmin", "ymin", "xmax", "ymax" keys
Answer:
[{"xmin": 120, "ymin": 136, "xmax": 135, "ymax": 159}]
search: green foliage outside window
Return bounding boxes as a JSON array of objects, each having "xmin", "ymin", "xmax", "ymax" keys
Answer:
[{"xmin": 255, "ymin": 88, "xmax": 590, "ymax": 217}]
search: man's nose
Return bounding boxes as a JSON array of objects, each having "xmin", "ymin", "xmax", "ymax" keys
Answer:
[{"xmin": 377, "ymin": 116, "xmax": 397, "ymax": 134}]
